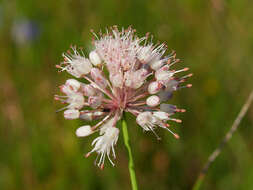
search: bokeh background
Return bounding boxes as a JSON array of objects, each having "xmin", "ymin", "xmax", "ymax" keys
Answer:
[{"xmin": 1, "ymin": 0, "xmax": 253, "ymax": 189}]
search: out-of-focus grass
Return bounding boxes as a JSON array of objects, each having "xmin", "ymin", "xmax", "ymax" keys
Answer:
[{"xmin": 0, "ymin": 0, "xmax": 253, "ymax": 189}]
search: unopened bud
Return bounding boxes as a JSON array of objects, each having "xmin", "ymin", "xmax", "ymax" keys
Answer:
[
  {"xmin": 76, "ymin": 125, "xmax": 93, "ymax": 137},
  {"xmin": 89, "ymin": 51, "xmax": 102, "ymax": 66},
  {"xmin": 146, "ymin": 95, "xmax": 160, "ymax": 107},
  {"xmin": 148, "ymin": 81, "xmax": 162, "ymax": 94},
  {"xmin": 64, "ymin": 109, "xmax": 80, "ymax": 119}
]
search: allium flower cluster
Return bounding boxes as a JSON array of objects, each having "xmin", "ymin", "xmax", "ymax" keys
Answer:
[{"xmin": 55, "ymin": 26, "xmax": 192, "ymax": 169}]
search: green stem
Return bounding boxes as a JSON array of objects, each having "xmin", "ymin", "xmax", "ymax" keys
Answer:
[{"xmin": 122, "ymin": 113, "xmax": 139, "ymax": 190}]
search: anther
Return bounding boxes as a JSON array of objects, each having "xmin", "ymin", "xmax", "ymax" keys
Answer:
[
  {"xmin": 100, "ymin": 164, "xmax": 105, "ymax": 170},
  {"xmin": 174, "ymin": 134, "xmax": 180, "ymax": 139}
]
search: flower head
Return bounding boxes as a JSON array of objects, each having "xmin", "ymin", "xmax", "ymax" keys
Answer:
[{"xmin": 55, "ymin": 26, "xmax": 192, "ymax": 169}]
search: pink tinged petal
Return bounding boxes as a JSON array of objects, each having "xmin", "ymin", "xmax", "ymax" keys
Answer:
[
  {"xmin": 137, "ymin": 45, "xmax": 153, "ymax": 63},
  {"xmin": 89, "ymin": 50, "xmax": 102, "ymax": 66},
  {"xmin": 148, "ymin": 81, "xmax": 162, "ymax": 94},
  {"xmin": 63, "ymin": 52, "xmax": 93, "ymax": 77},
  {"xmin": 136, "ymin": 112, "xmax": 153, "ymax": 129},
  {"xmin": 155, "ymin": 69, "xmax": 174, "ymax": 81},
  {"xmin": 60, "ymin": 85, "xmax": 73, "ymax": 95},
  {"xmin": 110, "ymin": 72, "xmax": 124, "ymax": 88},
  {"xmin": 146, "ymin": 95, "xmax": 160, "ymax": 107},
  {"xmin": 88, "ymin": 96, "xmax": 102, "ymax": 109},
  {"xmin": 80, "ymin": 111, "xmax": 105, "ymax": 121},
  {"xmin": 125, "ymin": 69, "xmax": 148, "ymax": 89},
  {"xmin": 76, "ymin": 125, "xmax": 93, "ymax": 137},
  {"xmin": 67, "ymin": 93, "xmax": 85, "ymax": 109},
  {"xmin": 65, "ymin": 79, "xmax": 81, "ymax": 91},
  {"xmin": 153, "ymin": 111, "xmax": 169, "ymax": 121},
  {"xmin": 149, "ymin": 59, "xmax": 165, "ymax": 71},
  {"xmin": 64, "ymin": 109, "xmax": 80, "ymax": 119},
  {"xmin": 81, "ymin": 84, "xmax": 97, "ymax": 96},
  {"xmin": 90, "ymin": 68, "xmax": 107, "ymax": 88}
]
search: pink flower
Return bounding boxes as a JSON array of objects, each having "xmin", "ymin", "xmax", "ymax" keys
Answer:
[{"xmin": 55, "ymin": 26, "xmax": 192, "ymax": 169}]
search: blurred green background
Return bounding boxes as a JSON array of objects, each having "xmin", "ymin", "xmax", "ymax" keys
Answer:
[{"xmin": 1, "ymin": 0, "xmax": 253, "ymax": 189}]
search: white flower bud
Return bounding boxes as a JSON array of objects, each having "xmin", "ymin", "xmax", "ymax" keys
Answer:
[
  {"xmin": 148, "ymin": 81, "xmax": 162, "ymax": 94},
  {"xmin": 76, "ymin": 125, "xmax": 93, "ymax": 137},
  {"xmin": 65, "ymin": 79, "xmax": 81, "ymax": 91},
  {"xmin": 64, "ymin": 109, "xmax": 80, "ymax": 119},
  {"xmin": 89, "ymin": 51, "xmax": 102, "ymax": 66},
  {"xmin": 146, "ymin": 95, "xmax": 160, "ymax": 107}
]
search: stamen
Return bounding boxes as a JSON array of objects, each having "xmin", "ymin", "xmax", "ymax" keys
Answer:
[
  {"xmin": 83, "ymin": 76, "xmax": 115, "ymax": 100},
  {"xmin": 85, "ymin": 152, "xmax": 91, "ymax": 158},
  {"xmin": 100, "ymin": 164, "xmax": 104, "ymax": 170},
  {"xmin": 177, "ymin": 84, "xmax": 192, "ymax": 90},
  {"xmin": 162, "ymin": 125, "xmax": 180, "ymax": 139},
  {"xmin": 174, "ymin": 67, "xmax": 189, "ymax": 74},
  {"xmin": 169, "ymin": 118, "xmax": 182, "ymax": 123},
  {"xmin": 92, "ymin": 113, "xmax": 112, "ymax": 130}
]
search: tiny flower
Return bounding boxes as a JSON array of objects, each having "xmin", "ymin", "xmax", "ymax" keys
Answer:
[
  {"xmin": 55, "ymin": 26, "xmax": 191, "ymax": 169},
  {"xmin": 57, "ymin": 46, "xmax": 93, "ymax": 78},
  {"xmin": 87, "ymin": 126, "xmax": 119, "ymax": 169}
]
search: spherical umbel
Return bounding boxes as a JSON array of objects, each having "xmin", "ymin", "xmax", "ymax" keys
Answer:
[{"xmin": 55, "ymin": 26, "xmax": 192, "ymax": 169}]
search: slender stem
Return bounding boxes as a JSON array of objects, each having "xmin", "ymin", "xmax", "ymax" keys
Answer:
[
  {"xmin": 122, "ymin": 113, "xmax": 139, "ymax": 190},
  {"xmin": 192, "ymin": 90, "xmax": 253, "ymax": 190}
]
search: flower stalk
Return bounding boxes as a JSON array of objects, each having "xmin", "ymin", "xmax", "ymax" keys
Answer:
[{"xmin": 122, "ymin": 113, "xmax": 138, "ymax": 190}]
